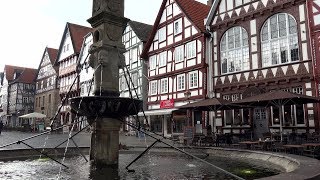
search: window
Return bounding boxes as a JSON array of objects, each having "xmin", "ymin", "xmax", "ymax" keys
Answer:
[
  {"xmin": 150, "ymin": 81, "xmax": 157, "ymax": 95},
  {"xmin": 220, "ymin": 26, "xmax": 249, "ymax": 74},
  {"xmin": 159, "ymin": 52, "xmax": 167, "ymax": 67},
  {"xmin": 189, "ymin": 71, "xmax": 198, "ymax": 88},
  {"xmin": 261, "ymin": 13, "xmax": 299, "ymax": 67},
  {"xmin": 174, "ymin": 46, "xmax": 184, "ymax": 63},
  {"xmin": 186, "ymin": 41, "xmax": 196, "ymax": 59},
  {"xmin": 149, "ymin": 55, "xmax": 157, "ymax": 70},
  {"xmin": 42, "ymin": 96, "xmax": 45, "ymax": 106},
  {"xmin": 131, "ymin": 48, "xmax": 138, "ymax": 62},
  {"xmin": 177, "ymin": 74, "xmax": 185, "ymax": 91},
  {"xmin": 158, "ymin": 27, "xmax": 166, "ymax": 42},
  {"xmin": 23, "ymin": 97, "xmax": 28, "ymax": 103},
  {"xmin": 160, "ymin": 78, "xmax": 168, "ymax": 93},
  {"xmin": 174, "ymin": 19, "xmax": 182, "ymax": 35}
]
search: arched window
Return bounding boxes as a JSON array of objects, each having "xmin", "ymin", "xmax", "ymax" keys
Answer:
[
  {"xmin": 261, "ymin": 13, "xmax": 299, "ymax": 67},
  {"xmin": 220, "ymin": 27, "xmax": 249, "ymax": 74}
]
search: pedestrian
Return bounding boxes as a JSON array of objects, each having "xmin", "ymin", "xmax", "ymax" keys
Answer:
[{"xmin": 0, "ymin": 121, "xmax": 3, "ymax": 135}]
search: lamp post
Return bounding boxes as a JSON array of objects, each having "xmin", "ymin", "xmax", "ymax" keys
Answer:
[{"xmin": 184, "ymin": 90, "xmax": 191, "ymax": 126}]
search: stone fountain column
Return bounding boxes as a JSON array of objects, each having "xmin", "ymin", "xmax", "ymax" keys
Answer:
[{"xmin": 87, "ymin": 0, "xmax": 128, "ymax": 177}]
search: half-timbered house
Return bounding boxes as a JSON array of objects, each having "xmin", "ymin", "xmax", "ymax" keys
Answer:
[
  {"xmin": 205, "ymin": 0, "xmax": 317, "ymax": 137},
  {"xmin": 2, "ymin": 65, "xmax": 37, "ymax": 127},
  {"xmin": 55, "ymin": 22, "xmax": 92, "ymax": 132},
  {"xmin": 141, "ymin": 0, "xmax": 210, "ymax": 137},
  {"xmin": 78, "ymin": 32, "xmax": 93, "ymax": 130},
  {"xmin": 34, "ymin": 47, "xmax": 60, "ymax": 129},
  {"xmin": 0, "ymin": 72, "xmax": 4, "ymax": 123},
  {"xmin": 120, "ymin": 20, "xmax": 152, "ymax": 133}
]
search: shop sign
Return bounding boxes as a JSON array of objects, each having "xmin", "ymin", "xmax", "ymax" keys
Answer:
[{"xmin": 160, "ymin": 99, "xmax": 174, "ymax": 109}]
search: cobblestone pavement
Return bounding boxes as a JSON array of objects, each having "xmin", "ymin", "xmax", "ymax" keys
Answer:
[{"xmin": 0, "ymin": 131, "xmax": 172, "ymax": 150}]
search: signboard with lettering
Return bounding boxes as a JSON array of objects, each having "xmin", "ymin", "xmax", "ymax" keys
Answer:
[
  {"xmin": 183, "ymin": 126, "xmax": 194, "ymax": 145},
  {"xmin": 160, "ymin": 99, "xmax": 174, "ymax": 109}
]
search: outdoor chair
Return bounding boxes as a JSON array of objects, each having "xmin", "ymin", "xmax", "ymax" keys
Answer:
[
  {"xmin": 171, "ymin": 134, "xmax": 180, "ymax": 145},
  {"xmin": 230, "ymin": 136, "xmax": 241, "ymax": 149},
  {"xmin": 271, "ymin": 142, "xmax": 285, "ymax": 152},
  {"xmin": 202, "ymin": 136, "xmax": 215, "ymax": 147},
  {"xmin": 304, "ymin": 146, "xmax": 320, "ymax": 158},
  {"xmin": 191, "ymin": 136, "xmax": 200, "ymax": 146}
]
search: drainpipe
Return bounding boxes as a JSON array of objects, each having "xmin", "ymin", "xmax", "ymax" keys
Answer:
[
  {"xmin": 206, "ymin": 26, "xmax": 215, "ymax": 132},
  {"xmin": 306, "ymin": 1, "xmax": 319, "ymax": 132}
]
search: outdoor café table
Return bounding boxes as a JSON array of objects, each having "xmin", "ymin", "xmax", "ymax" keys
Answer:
[
  {"xmin": 239, "ymin": 141, "xmax": 260, "ymax": 149},
  {"xmin": 283, "ymin": 144, "xmax": 304, "ymax": 154},
  {"xmin": 301, "ymin": 143, "xmax": 320, "ymax": 147},
  {"xmin": 301, "ymin": 143, "xmax": 320, "ymax": 157}
]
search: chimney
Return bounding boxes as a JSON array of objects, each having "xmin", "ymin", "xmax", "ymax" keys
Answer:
[{"xmin": 207, "ymin": 0, "xmax": 213, "ymax": 6}]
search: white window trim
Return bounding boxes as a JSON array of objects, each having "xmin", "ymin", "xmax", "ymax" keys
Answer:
[
  {"xmin": 177, "ymin": 74, "xmax": 185, "ymax": 91},
  {"xmin": 160, "ymin": 78, "xmax": 168, "ymax": 94},
  {"xmin": 159, "ymin": 51, "xmax": 167, "ymax": 67},
  {"xmin": 174, "ymin": 18, "xmax": 182, "ymax": 35},
  {"xmin": 174, "ymin": 45, "xmax": 184, "ymax": 63},
  {"xmin": 149, "ymin": 55, "xmax": 157, "ymax": 70},
  {"xmin": 189, "ymin": 71, "xmax": 198, "ymax": 89},
  {"xmin": 150, "ymin": 81, "xmax": 157, "ymax": 95},
  {"xmin": 186, "ymin": 41, "xmax": 196, "ymax": 59},
  {"xmin": 158, "ymin": 27, "xmax": 166, "ymax": 42}
]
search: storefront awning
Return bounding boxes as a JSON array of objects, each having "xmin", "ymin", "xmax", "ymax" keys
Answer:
[{"xmin": 137, "ymin": 108, "xmax": 177, "ymax": 116}]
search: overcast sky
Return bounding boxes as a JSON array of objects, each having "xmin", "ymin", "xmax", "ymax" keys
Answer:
[{"xmin": 0, "ymin": 0, "xmax": 208, "ymax": 71}]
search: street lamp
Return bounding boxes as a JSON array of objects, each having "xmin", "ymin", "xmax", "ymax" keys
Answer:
[{"xmin": 184, "ymin": 90, "xmax": 191, "ymax": 126}]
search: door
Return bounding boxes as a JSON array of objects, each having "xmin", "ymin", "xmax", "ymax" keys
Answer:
[{"xmin": 253, "ymin": 108, "xmax": 269, "ymax": 139}]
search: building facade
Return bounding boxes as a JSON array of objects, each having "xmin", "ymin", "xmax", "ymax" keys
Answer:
[
  {"xmin": 2, "ymin": 65, "xmax": 37, "ymax": 127},
  {"xmin": 141, "ymin": 0, "xmax": 210, "ymax": 137},
  {"xmin": 120, "ymin": 20, "xmax": 152, "ymax": 132},
  {"xmin": 55, "ymin": 22, "xmax": 92, "ymax": 132},
  {"xmin": 205, "ymin": 0, "xmax": 317, "ymax": 137},
  {"xmin": 78, "ymin": 32, "xmax": 93, "ymax": 130},
  {"xmin": 34, "ymin": 47, "xmax": 60, "ymax": 128},
  {"xmin": 0, "ymin": 72, "xmax": 4, "ymax": 123}
]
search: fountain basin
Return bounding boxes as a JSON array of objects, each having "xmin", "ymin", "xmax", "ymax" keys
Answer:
[
  {"xmin": 70, "ymin": 96, "xmax": 142, "ymax": 118},
  {"xmin": 1, "ymin": 147, "xmax": 320, "ymax": 179}
]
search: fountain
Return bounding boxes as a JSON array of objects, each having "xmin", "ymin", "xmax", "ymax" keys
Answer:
[
  {"xmin": 1, "ymin": 1, "xmax": 320, "ymax": 180},
  {"xmin": 70, "ymin": 0, "xmax": 142, "ymax": 179}
]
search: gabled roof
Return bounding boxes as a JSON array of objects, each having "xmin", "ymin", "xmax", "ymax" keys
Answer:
[
  {"xmin": 55, "ymin": 22, "xmax": 92, "ymax": 64},
  {"xmin": 36, "ymin": 47, "xmax": 59, "ymax": 79},
  {"xmin": 47, "ymin": 47, "xmax": 58, "ymax": 64},
  {"xmin": 68, "ymin": 23, "xmax": 93, "ymax": 53},
  {"xmin": 4, "ymin": 65, "xmax": 37, "ymax": 84},
  {"xmin": 175, "ymin": 0, "xmax": 210, "ymax": 32},
  {"xmin": 141, "ymin": 0, "xmax": 210, "ymax": 58},
  {"xmin": 128, "ymin": 20, "xmax": 153, "ymax": 42}
]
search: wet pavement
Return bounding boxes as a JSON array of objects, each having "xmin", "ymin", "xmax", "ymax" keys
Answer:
[{"xmin": 0, "ymin": 130, "xmax": 170, "ymax": 150}]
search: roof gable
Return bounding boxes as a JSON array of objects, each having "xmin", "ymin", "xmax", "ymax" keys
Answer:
[
  {"xmin": 55, "ymin": 22, "xmax": 92, "ymax": 64},
  {"xmin": 36, "ymin": 47, "xmax": 59, "ymax": 80},
  {"xmin": 4, "ymin": 65, "xmax": 37, "ymax": 84},
  {"xmin": 141, "ymin": 0, "xmax": 210, "ymax": 58},
  {"xmin": 128, "ymin": 21, "xmax": 153, "ymax": 42}
]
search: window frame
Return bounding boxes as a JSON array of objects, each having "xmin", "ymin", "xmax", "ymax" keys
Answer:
[
  {"xmin": 150, "ymin": 81, "xmax": 157, "ymax": 95},
  {"xmin": 149, "ymin": 55, "xmax": 157, "ymax": 70},
  {"xmin": 158, "ymin": 27, "xmax": 166, "ymax": 42},
  {"xmin": 220, "ymin": 26, "xmax": 249, "ymax": 74},
  {"xmin": 160, "ymin": 78, "xmax": 168, "ymax": 94},
  {"xmin": 189, "ymin": 71, "xmax": 198, "ymax": 89},
  {"xmin": 186, "ymin": 41, "xmax": 196, "ymax": 59},
  {"xmin": 159, "ymin": 51, "xmax": 167, "ymax": 67},
  {"xmin": 174, "ymin": 45, "xmax": 184, "ymax": 63},
  {"xmin": 174, "ymin": 18, "xmax": 182, "ymax": 35},
  {"xmin": 177, "ymin": 74, "xmax": 185, "ymax": 91},
  {"xmin": 261, "ymin": 13, "xmax": 299, "ymax": 67}
]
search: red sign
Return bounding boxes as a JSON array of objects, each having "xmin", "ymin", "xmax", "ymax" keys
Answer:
[{"xmin": 160, "ymin": 99, "xmax": 174, "ymax": 109}]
